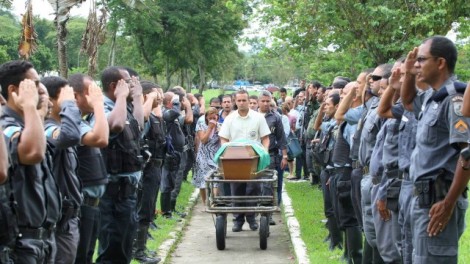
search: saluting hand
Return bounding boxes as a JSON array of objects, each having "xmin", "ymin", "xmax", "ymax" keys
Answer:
[
  {"xmin": 114, "ymin": 79, "xmax": 130, "ymax": 99},
  {"xmin": 389, "ymin": 68, "xmax": 401, "ymax": 90},
  {"xmin": 12, "ymin": 79, "xmax": 38, "ymax": 111},
  {"xmin": 57, "ymin": 86, "xmax": 76, "ymax": 107},
  {"xmin": 129, "ymin": 76, "xmax": 142, "ymax": 98},
  {"xmin": 86, "ymin": 82, "xmax": 104, "ymax": 109},
  {"xmin": 404, "ymin": 47, "xmax": 418, "ymax": 75}
]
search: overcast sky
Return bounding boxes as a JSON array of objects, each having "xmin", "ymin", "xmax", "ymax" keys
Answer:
[{"xmin": 12, "ymin": 0, "xmax": 90, "ymax": 19}]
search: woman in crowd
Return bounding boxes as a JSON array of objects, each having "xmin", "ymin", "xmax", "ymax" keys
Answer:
[{"xmin": 192, "ymin": 107, "xmax": 221, "ymax": 204}]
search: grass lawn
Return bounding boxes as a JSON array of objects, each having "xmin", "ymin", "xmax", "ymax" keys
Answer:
[
  {"xmin": 92, "ymin": 180, "xmax": 195, "ymax": 263},
  {"xmin": 284, "ymin": 181, "xmax": 470, "ymax": 263},
  {"xmin": 130, "ymin": 180, "xmax": 195, "ymax": 264}
]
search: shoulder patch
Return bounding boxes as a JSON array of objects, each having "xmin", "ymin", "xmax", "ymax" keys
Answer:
[
  {"xmin": 452, "ymin": 95, "xmax": 463, "ymax": 102},
  {"xmin": 453, "ymin": 100, "xmax": 463, "ymax": 117},
  {"xmin": 3, "ymin": 126, "xmax": 21, "ymax": 138},
  {"xmin": 454, "ymin": 119, "xmax": 468, "ymax": 133}
]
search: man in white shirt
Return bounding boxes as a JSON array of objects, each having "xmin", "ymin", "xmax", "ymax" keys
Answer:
[{"xmin": 219, "ymin": 90, "xmax": 270, "ymax": 232}]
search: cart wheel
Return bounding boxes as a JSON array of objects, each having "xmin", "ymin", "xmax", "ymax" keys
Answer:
[
  {"xmin": 216, "ymin": 215, "xmax": 226, "ymax": 250},
  {"xmin": 259, "ymin": 215, "xmax": 268, "ymax": 250}
]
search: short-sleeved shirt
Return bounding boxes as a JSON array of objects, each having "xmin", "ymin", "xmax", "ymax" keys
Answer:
[
  {"xmin": 219, "ymin": 109, "xmax": 270, "ymax": 142},
  {"xmin": 102, "ymin": 96, "xmax": 141, "ymax": 183},
  {"xmin": 358, "ymin": 96, "xmax": 384, "ymax": 167},
  {"xmin": 410, "ymin": 79, "xmax": 470, "ymax": 182}
]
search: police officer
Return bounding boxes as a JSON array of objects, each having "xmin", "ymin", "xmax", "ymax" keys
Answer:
[
  {"xmin": 370, "ymin": 60, "xmax": 403, "ymax": 264},
  {"xmin": 331, "ymin": 82, "xmax": 363, "ymax": 264},
  {"xmin": 0, "ymin": 60, "xmax": 61, "ymax": 263},
  {"xmin": 97, "ymin": 66, "xmax": 144, "ymax": 264},
  {"xmin": 0, "ymin": 90, "xmax": 14, "ymax": 263},
  {"xmin": 41, "ymin": 76, "xmax": 83, "ymax": 264},
  {"xmin": 401, "ymin": 36, "xmax": 470, "ymax": 263},
  {"xmin": 168, "ymin": 87, "xmax": 193, "ymax": 218},
  {"xmin": 358, "ymin": 63, "xmax": 392, "ymax": 264},
  {"xmin": 313, "ymin": 92, "xmax": 342, "ymax": 251},
  {"xmin": 160, "ymin": 91, "xmax": 188, "ymax": 219},
  {"xmin": 258, "ymin": 91, "xmax": 287, "ymax": 225},
  {"xmin": 68, "ymin": 73, "xmax": 110, "ymax": 264},
  {"xmin": 133, "ymin": 81, "xmax": 165, "ymax": 263},
  {"xmin": 303, "ymin": 82, "xmax": 321, "ymax": 184}
]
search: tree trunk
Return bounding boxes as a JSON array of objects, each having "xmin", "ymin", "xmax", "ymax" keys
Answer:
[
  {"xmin": 198, "ymin": 60, "xmax": 205, "ymax": 94},
  {"xmin": 87, "ymin": 49, "xmax": 98, "ymax": 78},
  {"xmin": 165, "ymin": 56, "xmax": 171, "ymax": 91},
  {"xmin": 108, "ymin": 30, "xmax": 116, "ymax": 66},
  {"xmin": 57, "ymin": 20, "xmax": 68, "ymax": 78}
]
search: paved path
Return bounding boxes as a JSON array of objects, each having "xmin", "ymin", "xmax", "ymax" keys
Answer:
[{"xmin": 169, "ymin": 199, "xmax": 296, "ymax": 264}]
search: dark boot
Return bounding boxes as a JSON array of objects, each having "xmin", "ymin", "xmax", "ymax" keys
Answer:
[
  {"xmin": 160, "ymin": 192, "xmax": 172, "ymax": 218},
  {"xmin": 133, "ymin": 223, "xmax": 161, "ymax": 264},
  {"xmin": 171, "ymin": 199, "xmax": 186, "ymax": 218},
  {"xmin": 346, "ymin": 226, "xmax": 363, "ymax": 264},
  {"xmin": 328, "ymin": 217, "xmax": 343, "ymax": 251}
]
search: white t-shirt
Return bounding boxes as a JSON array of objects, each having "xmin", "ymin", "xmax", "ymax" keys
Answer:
[{"xmin": 218, "ymin": 109, "xmax": 270, "ymax": 142}]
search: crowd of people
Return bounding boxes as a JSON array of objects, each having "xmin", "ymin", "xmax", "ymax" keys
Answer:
[
  {"xmin": 0, "ymin": 34, "xmax": 470, "ymax": 264},
  {"xmin": 291, "ymin": 35, "xmax": 470, "ymax": 264}
]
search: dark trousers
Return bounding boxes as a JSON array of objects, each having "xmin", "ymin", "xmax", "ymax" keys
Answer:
[
  {"xmin": 170, "ymin": 151, "xmax": 187, "ymax": 203},
  {"xmin": 334, "ymin": 167, "xmax": 360, "ymax": 229},
  {"xmin": 75, "ymin": 203, "xmax": 100, "ymax": 264},
  {"xmin": 295, "ymin": 143, "xmax": 307, "ymax": 178},
  {"xmin": 138, "ymin": 161, "xmax": 162, "ymax": 223},
  {"xmin": 351, "ymin": 167, "xmax": 364, "ymax": 228},
  {"xmin": 231, "ymin": 182, "xmax": 260, "ymax": 224},
  {"xmin": 11, "ymin": 234, "xmax": 56, "ymax": 264},
  {"xmin": 96, "ymin": 192, "xmax": 137, "ymax": 264},
  {"xmin": 321, "ymin": 169, "xmax": 335, "ymax": 218},
  {"xmin": 55, "ymin": 217, "xmax": 80, "ymax": 264}
]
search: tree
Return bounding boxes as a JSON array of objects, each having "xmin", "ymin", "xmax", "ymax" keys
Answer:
[{"xmin": 259, "ymin": 0, "xmax": 470, "ymax": 80}]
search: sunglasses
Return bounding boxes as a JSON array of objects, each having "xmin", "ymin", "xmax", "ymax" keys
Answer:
[
  {"xmin": 211, "ymin": 106, "xmax": 222, "ymax": 109},
  {"xmin": 370, "ymin": 75, "xmax": 383, "ymax": 81}
]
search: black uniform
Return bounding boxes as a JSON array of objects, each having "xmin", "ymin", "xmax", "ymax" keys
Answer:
[
  {"xmin": 1, "ymin": 106, "xmax": 61, "ymax": 263},
  {"xmin": 97, "ymin": 101, "xmax": 142, "ymax": 264}
]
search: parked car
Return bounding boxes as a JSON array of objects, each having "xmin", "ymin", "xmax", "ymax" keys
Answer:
[
  {"xmin": 223, "ymin": 85, "xmax": 237, "ymax": 91},
  {"xmin": 265, "ymin": 84, "xmax": 280, "ymax": 93}
]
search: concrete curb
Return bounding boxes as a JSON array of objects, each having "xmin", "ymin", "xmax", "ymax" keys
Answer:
[
  {"xmin": 157, "ymin": 188, "xmax": 200, "ymax": 264},
  {"xmin": 282, "ymin": 183, "xmax": 310, "ymax": 264}
]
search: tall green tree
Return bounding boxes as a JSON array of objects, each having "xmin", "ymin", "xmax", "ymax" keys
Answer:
[{"xmin": 260, "ymin": 0, "xmax": 470, "ymax": 80}]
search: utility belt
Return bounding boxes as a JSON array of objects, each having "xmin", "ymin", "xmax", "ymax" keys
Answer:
[
  {"xmin": 18, "ymin": 225, "xmax": 55, "ymax": 241},
  {"xmin": 332, "ymin": 166, "xmax": 352, "ymax": 176},
  {"xmin": 105, "ymin": 177, "xmax": 137, "ymax": 200},
  {"xmin": 386, "ymin": 179, "xmax": 403, "ymax": 212},
  {"xmin": 58, "ymin": 199, "xmax": 80, "ymax": 228},
  {"xmin": 384, "ymin": 166, "xmax": 401, "ymax": 180},
  {"xmin": 414, "ymin": 171, "xmax": 468, "ymax": 209},
  {"xmin": 83, "ymin": 196, "xmax": 100, "ymax": 207}
]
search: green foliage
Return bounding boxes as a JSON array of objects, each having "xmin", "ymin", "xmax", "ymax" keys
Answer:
[
  {"xmin": 260, "ymin": 0, "xmax": 470, "ymax": 83},
  {"xmin": 456, "ymin": 42, "xmax": 470, "ymax": 82},
  {"xmin": 285, "ymin": 181, "xmax": 470, "ymax": 263}
]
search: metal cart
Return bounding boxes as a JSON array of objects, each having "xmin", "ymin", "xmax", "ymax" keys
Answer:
[{"xmin": 205, "ymin": 169, "xmax": 279, "ymax": 250}]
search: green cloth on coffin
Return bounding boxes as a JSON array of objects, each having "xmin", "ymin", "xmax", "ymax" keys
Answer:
[{"xmin": 213, "ymin": 139, "xmax": 270, "ymax": 171}]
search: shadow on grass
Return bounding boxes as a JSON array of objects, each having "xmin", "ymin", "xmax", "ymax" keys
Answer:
[{"xmin": 284, "ymin": 181, "xmax": 470, "ymax": 263}]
